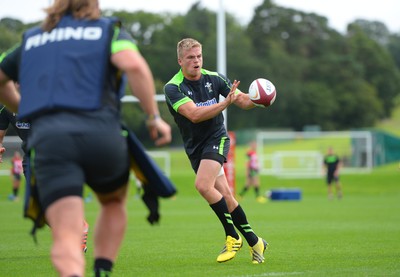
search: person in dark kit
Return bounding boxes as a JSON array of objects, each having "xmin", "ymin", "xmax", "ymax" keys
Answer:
[
  {"xmin": 323, "ymin": 147, "xmax": 343, "ymax": 200},
  {"xmin": 164, "ymin": 38, "xmax": 268, "ymax": 264},
  {"xmin": 0, "ymin": 0, "xmax": 171, "ymax": 276}
]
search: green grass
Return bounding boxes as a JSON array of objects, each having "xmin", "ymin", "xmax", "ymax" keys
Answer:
[
  {"xmin": 376, "ymin": 104, "xmax": 400, "ymax": 137},
  {"xmin": 0, "ymin": 151, "xmax": 399, "ymax": 276}
]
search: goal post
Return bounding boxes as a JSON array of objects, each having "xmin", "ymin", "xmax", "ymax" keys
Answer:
[
  {"xmin": 146, "ymin": 150, "xmax": 171, "ymax": 177},
  {"xmin": 270, "ymin": 151, "xmax": 324, "ymax": 178},
  {"xmin": 257, "ymin": 131, "xmax": 373, "ymax": 178}
]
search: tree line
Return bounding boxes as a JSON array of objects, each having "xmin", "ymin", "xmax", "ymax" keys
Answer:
[{"xmin": 1, "ymin": 0, "xmax": 400, "ymax": 146}]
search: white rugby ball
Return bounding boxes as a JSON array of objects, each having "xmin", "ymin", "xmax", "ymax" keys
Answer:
[{"xmin": 248, "ymin": 78, "xmax": 277, "ymax": 108}]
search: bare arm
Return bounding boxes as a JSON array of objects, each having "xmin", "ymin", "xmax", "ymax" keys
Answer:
[
  {"xmin": 111, "ymin": 50, "xmax": 158, "ymax": 116},
  {"xmin": 178, "ymin": 80, "xmax": 240, "ymax": 123},
  {"xmin": 0, "ymin": 71, "xmax": 20, "ymax": 113},
  {"xmin": 111, "ymin": 49, "xmax": 171, "ymax": 146},
  {"xmin": 233, "ymin": 91, "xmax": 256, "ymax": 110}
]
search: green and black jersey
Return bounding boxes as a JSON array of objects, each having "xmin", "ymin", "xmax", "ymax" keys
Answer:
[
  {"xmin": 324, "ymin": 154, "xmax": 340, "ymax": 175},
  {"xmin": 164, "ymin": 69, "xmax": 233, "ymax": 157}
]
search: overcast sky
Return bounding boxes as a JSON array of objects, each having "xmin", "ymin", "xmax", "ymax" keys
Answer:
[{"xmin": 0, "ymin": 0, "xmax": 399, "ymax": 33}]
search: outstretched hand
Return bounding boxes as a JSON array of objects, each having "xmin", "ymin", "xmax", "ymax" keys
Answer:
[
  {"xmin": 225, "ymin": 80, "xmax": 240, "ymax": 105},
  {"xmin": 146, "ymin": 117, "xmax": 172, "ymax": 146}
]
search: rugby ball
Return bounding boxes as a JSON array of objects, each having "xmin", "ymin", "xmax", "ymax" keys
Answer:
[{"xmin": 248, "ymin": 78, "xmax": 276, "ymax": 108}]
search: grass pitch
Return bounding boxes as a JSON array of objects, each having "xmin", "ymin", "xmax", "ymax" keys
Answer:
[{"xmin": 0, "ymin": 149, "xmax": 399, "ymax": 276}]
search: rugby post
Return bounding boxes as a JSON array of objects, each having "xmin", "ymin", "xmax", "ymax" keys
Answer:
[{"xmin": 217, "ymin": 0, "xmax": 236, "ymax": 194}]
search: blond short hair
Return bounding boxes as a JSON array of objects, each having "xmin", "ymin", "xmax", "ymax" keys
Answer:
[{"xmin": 177, "ymin": 38, "xmax": 202, "ymax": 59}]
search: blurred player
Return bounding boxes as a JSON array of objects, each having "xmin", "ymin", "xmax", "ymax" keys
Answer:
[
  {"xmin": 323, "ymin": 147, "xmax": 343, "ymax": 200},
  {"xmin": 9, "ymin": 151, "xmax": 23, "ymax": 201},
  {"xmin": 238, "ymin": 141, "xmax": 267, "ymax": 203}
]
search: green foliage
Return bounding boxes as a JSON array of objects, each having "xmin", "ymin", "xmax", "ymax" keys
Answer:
[
  {"xmin": 1, "ymin": 0, "xmax": 400, "ymax": 138},
  {"xmin": 376, "ymin": 104, "xmax": 400, "ymax": 137},
  {"xmin": 388, "ymin": 34, "xmax": 400, "ymax": 68},
  {"xmin": 348, "ymin": 24, "xmax": 400, "ymax": 118}
]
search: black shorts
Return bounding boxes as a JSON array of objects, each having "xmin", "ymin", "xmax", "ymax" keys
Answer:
[
  {"xmin": 188, "ymin": 136, "xmax": 230, "ymax": 173},
  {"xmin": 326, "ymin": 174, "xmax": 339, "ymax": 185},
  {"xmin": 248, "ymin": 168, "xmax": 259, "ymax": 178},
  {"xmin": 31, "ymin": 130, "xmax": 130, "ymax": 211},
  {"xmin": 12, "ymin": 173, "xmax": 22, "ymax": 181}
]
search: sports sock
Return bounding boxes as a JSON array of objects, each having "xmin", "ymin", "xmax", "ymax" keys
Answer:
[
  {"xmin": 210, "ymin": 197, "xmax": 239, "ymax": 239},
  {"xmin": 13, "ymin": 188, "xmax": 18, "ymax": 197},
  {"xmin": 239, "ymin": 187, "xmax": 248, "ymax": 196},
  {"xmin": 254, "ymin": 187, "xmax": 260, "ymax": 197},
  {"xmin": 231, "ymin": 205, "xmax": 258, "ymax": 247},
  {"xmin": 94, "ymin": 258, "xmax": 113, "ymax": 277}
]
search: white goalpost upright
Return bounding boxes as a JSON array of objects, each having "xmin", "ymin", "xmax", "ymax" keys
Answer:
[{"xmin": 270, "ymin": 150, "xmax": 324, "ymax": 178}]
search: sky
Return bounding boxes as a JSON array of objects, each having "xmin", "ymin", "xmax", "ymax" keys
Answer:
[{"xmin": 0, "ymin": 0, "xmax": 399, "ymax": 34}]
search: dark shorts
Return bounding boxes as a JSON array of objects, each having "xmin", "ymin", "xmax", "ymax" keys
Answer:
[
  {"xmin": 188, "ymin": 136, "xmax": 230, "ymax": 173},
  {"xmin": 31, "ymin": 130, "xmax": 130, "ymax": 211},
  {"xmin": 12, "ymin": 173, "xmax": 22, "ymax": 181},
  {"xmin": 327, "ymin": 174, "xmax": 339, "ymax": 185},
  {"xmin": 247, "ymin": 168, "xmax": 259, "ymax": 178}
]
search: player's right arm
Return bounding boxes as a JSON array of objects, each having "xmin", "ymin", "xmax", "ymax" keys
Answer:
[{"xmin": 165, "ymin": 80, "xmax": 239, "ymax": 123}]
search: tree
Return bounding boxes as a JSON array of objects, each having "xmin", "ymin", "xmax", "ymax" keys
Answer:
[
  {"xmin": 348, "ymin": 19, "xmax": 391, "ymax": 46},
  {"xmin": 388, "ymin": 34, "xmax": 400, "ymax": 69},
  {"xmin": 0, "ymin": 18, "xmax": 24, "ymax": 52},
  {"xmin": 348, "ymin": 24, "xmax": 400, "ymax": 117},
  {"xmin": 1, "ymin": 1, "xmax": 399, "ymax": 136}
]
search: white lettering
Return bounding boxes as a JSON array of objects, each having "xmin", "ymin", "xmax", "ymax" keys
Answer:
[
  {"xmin": 195, "ymin": 98, "xmax": 217, "ymax": 107},
  {"xmin": 25, "ymin": 35, "xmax": 41, "ymax": 51},
  {"xmin": 64, "ymin": 26, "xmax": 83, "ymax": 40},
  {"xmin": 40, "ymin": 29, "xmax": 57, "ymax": 45},
  {"xmin": 83, "ymin": 27, "xmax": 102, "ymax": 40},
  {"xmin": 25, "ymin": 26, "xmax": 103, "ymax": 51},
  {"xmin": 56, "ymin": 28, "xmax": 65, "ymax": 41}
]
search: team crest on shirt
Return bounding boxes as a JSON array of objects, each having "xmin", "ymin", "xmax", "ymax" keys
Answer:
[{"xmin": 205, "ymin": 82, "xmax": 213, "ymax": 93}]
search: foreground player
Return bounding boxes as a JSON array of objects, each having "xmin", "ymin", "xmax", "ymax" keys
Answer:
[
  {"xmin": 1, "ymin": 101, "xmax": 90, "ymax": 252},
  {"xmin": 164, "ymin": 38, "xmax": 268, "ymax": 264},
  {"xmin": 0, "ymin": 0, "xmax": 171, "ymax": 276}
]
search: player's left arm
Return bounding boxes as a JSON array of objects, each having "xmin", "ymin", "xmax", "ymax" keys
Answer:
[
  {"xmin": 233, "ymin": 90, "xmax": 256, "ymax": 110},
  {"xmin": 219, "ymin": 75, "xmax": 255, "ymax": 110},
  {"xmin": 111, "ymin": 26, "xmax": 171, "ymax": 146}
]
